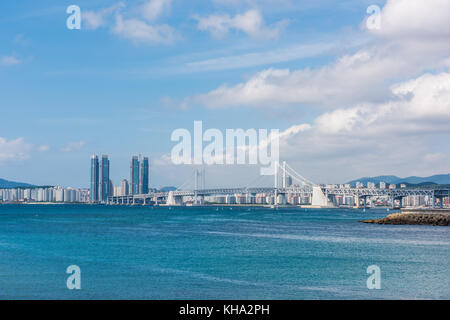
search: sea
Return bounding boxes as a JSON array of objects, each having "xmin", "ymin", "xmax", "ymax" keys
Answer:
[{"xmin": 0, "ymin": 204, "xmax": 448, "ymax": 300}]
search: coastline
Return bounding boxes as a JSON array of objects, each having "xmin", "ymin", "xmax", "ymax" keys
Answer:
[{"xmin": 360, "ymin": 209, "xmax": 450, "ymax": 226}]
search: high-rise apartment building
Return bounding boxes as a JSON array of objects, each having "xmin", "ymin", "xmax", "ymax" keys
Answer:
[
  {"xmin": 139, "ymin": 157, "xmax": 149, "ymax": 194},
  {"xmin": 99, "ymin": 155, "xmax": 110, "ymax": 202},
  {"xmin": 90, "ymin": 155, "xmax": 99, "ymax": 202},
  {"xmin": 130, "ymin": 156, "xmax": 140, "ymax": 195},
  {"xmin": 121, "ymin": 179, "xmax": 129, "ymax": 196},
  {"xmin": 130, "ymin": 155, "xmax": 150, "ymax": 195}
]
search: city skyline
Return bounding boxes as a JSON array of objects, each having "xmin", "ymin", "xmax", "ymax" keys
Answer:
[
  {"xmin": 2, "ymin": 153, "xmax": 450, "ymax": 190},
  {"xmin": 90, "ymin": 154, "xmax": 150, "ymax": 201},
  {"xmin": 1, "ymin": 155, "xmax": 449, "ymax": 207},
  {"xmin": 1, "ymin": 0, "xmax": 450, "ymax": 188}
]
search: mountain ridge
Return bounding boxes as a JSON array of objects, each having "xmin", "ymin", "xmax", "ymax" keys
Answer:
[
  {"xmin": 0, "ymin": 178, "xmax": 36, "ymax": 189},
  {"xmin": 347, "ymin": 174, "xmax": 450, "ymax": 186}
]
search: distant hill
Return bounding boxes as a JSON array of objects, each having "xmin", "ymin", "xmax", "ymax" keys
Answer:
[
  {"xmin": 347, "ymin": 174, "xmax": 450, "ymax": 186},
  {"xmin": 160, "ymin": 186, "xmax": 177, "ymax": 192},
  {"xmin": 0, "ymin": 178, "xmax": 35, "ymax": 189}
]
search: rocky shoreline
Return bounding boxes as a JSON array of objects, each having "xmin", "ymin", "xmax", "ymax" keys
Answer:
[{"xmin": 360, "ymin": 209, "xmax": 450, "ymax": 226}]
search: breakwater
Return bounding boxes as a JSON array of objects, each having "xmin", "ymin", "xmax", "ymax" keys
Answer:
[{"xmin": 361, "ymin": 209, "xmax": 450, "ymax": 226}]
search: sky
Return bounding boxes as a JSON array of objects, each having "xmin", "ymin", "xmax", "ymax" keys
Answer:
[{"xmin": 0, "ymin": 0, "xmax": 450, "ymax": 189}]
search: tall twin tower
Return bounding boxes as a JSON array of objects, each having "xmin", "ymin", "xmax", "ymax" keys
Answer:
[
  {"xmin": 90, "ymin": 155, "xmax": 110, "ymax": 203},
  {"xmin": 90, "ymin": 155, "xmax": 149, "ymax": 203},
  {"xmin": 130, "ymin": 155, "xmax": 149, "ymax": 195}
]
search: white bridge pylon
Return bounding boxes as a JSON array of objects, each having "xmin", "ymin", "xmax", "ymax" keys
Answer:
[
  {"xmin": 165, "ymin": 161, "xmax": 315, "ymax": 206},
  {"xmin": 110, "ymin": 162, "xmax": 450, "ymax": 208},
  {"xmin": 274, "ymin": 161, "xmax": 315, "ymax": 189}
]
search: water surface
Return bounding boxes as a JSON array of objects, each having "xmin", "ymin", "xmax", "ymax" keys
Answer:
[{"xmin": 0, "ymin": 204, "xmax": 448, "ymax": 299}]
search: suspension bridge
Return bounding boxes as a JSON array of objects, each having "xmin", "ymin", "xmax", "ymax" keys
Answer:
[{"xmin": 108, "ymin": 161, "xmax": 450, "ymax": 208}]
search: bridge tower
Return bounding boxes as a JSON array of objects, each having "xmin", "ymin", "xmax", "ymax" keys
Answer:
[
  {"xmin": 274, "ymin": 161, "xmax": 278, "ymax": 205},
  {"xmin": 312, "ymin": 186, "xmax": 334, "ymax": 207},
  {"xmin": 167, "ymin": 191, "xmax": 183, "ymax": 206},
  {"xmin": 194, "ymin": 169, "xmax": 205, "ymax": 205}
]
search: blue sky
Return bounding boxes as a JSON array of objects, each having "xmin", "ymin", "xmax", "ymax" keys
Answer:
[{"xmin": 1, "ymin": 0, "xmax": 450, "ymax": 188}]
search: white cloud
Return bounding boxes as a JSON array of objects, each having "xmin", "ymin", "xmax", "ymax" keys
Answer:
[
  {"xmin": 274, "ymin": 72, "xmax": 450, "ymax": 182},
  {"xmin": 61, "ymin": 141, "xmax": 85, "ymax": 152},
  {"xmin": 195, "ymin": 9, "xmax": 287, "ymax": 39},
  {"xmin": 424, "ymin": 153, "xmax": 448, "ymax": 163},
  {"xmin": 212, "ymin": 0, "xmax": 293, "ymax": 9},
  {"xmin": 113, "ymin": 14, "xmax": 175, "ymax": 45},
  {"xmin": 82, "ymin": 1, "xmax": 175, "ymax": 45},
  {"xmin": 155, "ymin": 71, "xmax": 450, "ymax": 182},
  {"xmin": 186, "ymin": 0, "xmax": 450, "ymax": 109},
  {"xmin": 182, "ymin": 41, "xmax": 337, "ymax": 72},
  {"xmin": 370, "ymin": 0, "xmax": 450, "ymax": 39},
  {"xmin": 188, "ymin": 42, "xmax": 450, "ymax": 109},
  {"xmin": 0, "ymin": 138, "xmax": 32, "ymax": 164},
  {"xmin": 83, "ymin": 3, "xmax": 125, "ymax": 30},
  {"xmin": 1, "ymin": 56, "xmax": 21, "ymax": 66},
  {"xmin": 38, "ymin": 145, "xmax": 50, "ymax": 152},
  {"xmin": 83, "ymin": 11, "xmax": 107, "ymax": 30},
  {"xmin": 141, "ymin": 0, "xmax": 171, "ymax": 22},
  {"xmin": 314, "ymin": 74, "xmax": 450, "ymax": 136}
]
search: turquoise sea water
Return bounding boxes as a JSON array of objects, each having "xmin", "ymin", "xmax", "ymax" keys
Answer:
[{"xmin": 0, "ymin": 204, "xmax": 448, "ymax": 300}]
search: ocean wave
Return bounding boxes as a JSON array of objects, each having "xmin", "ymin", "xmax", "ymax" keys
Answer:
[{"xmin": 206, "ymin": 231, "xmax": 450, "ymax": 246}]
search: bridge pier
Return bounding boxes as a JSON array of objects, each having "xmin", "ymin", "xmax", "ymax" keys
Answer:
[
  {"xmin": 436, "ymin": 196, "xmax": 444, "ymax": 208},
  {"xmin": 432, "ymin": 193, "xmax": 436, "ymax": 208},
  {"xmin": 398, "ymin": 196, "xmax": 404, "ymax": 209},
  {"xmin": 167, "ymin": 191, "xmax": 184, "ymax": 206},
  {"xmin": 312, "ymin": 186, "xmax": 334, "ymax": 207},
  {"xmin": 282, "ymin": 193, "xmax": 287, "ymax": 205}
]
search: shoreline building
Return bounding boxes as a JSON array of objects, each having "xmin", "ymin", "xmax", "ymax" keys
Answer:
[
  {"xmin": 131, "ymin": 155, "xmax": 150, "ymax": 195},
  {"xmin": 139, "ymin": 157, "xmax": 149, "ymax": 194},
  {"xmin": 91, "ymin": 154, "xmax": 110, "ymax": 203},
  {"xmin": 131, "ymin": 156, "xmax": 140, "ymax": 195},
  {"xmin": 90, "ymin": 155, "xmax": 99, "ymax": 202},
  {"xmin": 99, "ymin": 155, "xmax": 110, "ymax": 202},
  {"xmin": 0, "ymin": 186, "xmax": 89, "ymax": 203},
  {"xmin": 121, "ymin": 179, "xmax": 129, "ymax": 196}
]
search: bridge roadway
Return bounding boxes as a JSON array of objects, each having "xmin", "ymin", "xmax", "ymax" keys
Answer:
[
  {"xmin": 108, "ymin": 186, "xmax": 450, "ymax": 207},
  {"xmin": 318, "ymin": 186, "xmax": 450, "ymax": 208},
  {"xmin": 321, "ymin": 187, "xmax": 450, "ymax": 197},
  {"xmin": 108, "ymin": 186, "xmax": 313, "ymax": 205}
]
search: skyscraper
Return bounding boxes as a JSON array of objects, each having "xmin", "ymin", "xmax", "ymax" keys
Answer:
[
  {"xmin": 139, "ymin": 157, "xmax": 149, "ymax": 194},
  {"xmin": 109, "ymin": 179, "xmax": 114, "ymax": 197},
  {"xmin": 99, "ymin": 155, "xmax": 110, "ymax": 202},
  {"xmin": 90, "ymin": 155, "xmax": 99, "ymax": 202},
  {"xmin": 130, "ymin": 156, "xmax": 140, "ymax": 195},
  {"xmin": 121, "ymin": 179, "xmax": 129, "ymax": 196}
]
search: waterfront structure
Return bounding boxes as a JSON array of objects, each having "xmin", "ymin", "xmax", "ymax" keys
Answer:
[
  {"xmin": 130, "ymin": 155, "xmax": 150, "ymax": 195},
  {"xmin": 55, "ymin": 188, "xmax": 64, "ymax": 202},
  {"xmin": 90, "ymin": 155, "xmax": 99, "ymax": 202},
  {"xmin": 121, "ymin": 179, "xmax": 129, "ymax": 196},
  {"xmin": 109, "ymin": 183, "xmax": 450, "ymax": 209},
  {"xmin": 130, "ymin": 156, "xmax": 140, "ymax": 195},
  {"xmin": 99, "ymin": 155, "xmax": 110, "ymax": 202},
  {"xmin": 139, "ymin": 157, "xmax": 149, "ymax": 194},
  {"xmin": 0, "ymin": 186, "xmax": 90, "ymax": 203}
]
